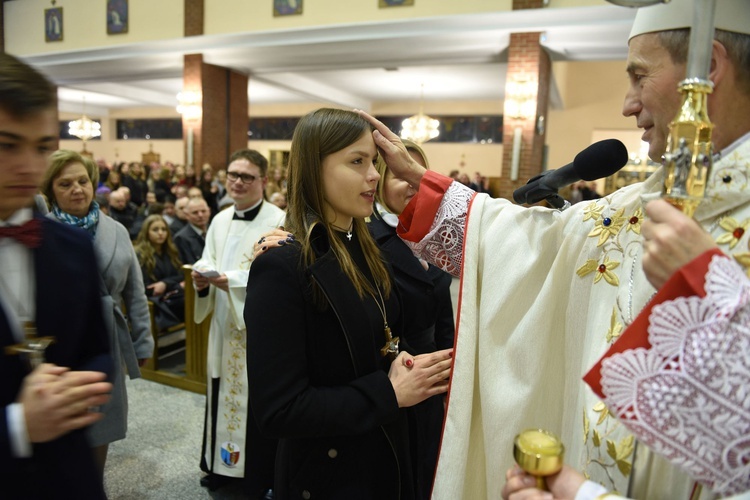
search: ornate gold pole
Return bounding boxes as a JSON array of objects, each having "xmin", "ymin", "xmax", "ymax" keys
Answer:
[{"xmin": 662, "ymin": 0, "xmax": 717, "ymax": 216}]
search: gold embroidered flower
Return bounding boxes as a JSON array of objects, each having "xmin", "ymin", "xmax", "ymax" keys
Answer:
[
  {"xmin": 582, "ymin": 202, "xmax": 604, "ymax": 222},
  {"xmin": 593, "ymin": 401, "xmax": 610, "ymax": 425},
  {"xmin": 606, "ymin": 435, "xmax": 635, "ymax": 476},
  {"xmin": 716, "ymin": 217, "xmax": 750, "ymax": 249},
  {"xmin": 592, "ymin": 429, "xmax": 602, "ymax": 447},
  {"xmin": 577, "ymin": 258, "xmax": 620, "ymax": 286},
  {"xmin": 588, "ymin": 208, "xmax": 626, "ymax": 246},
  {"xmin": 606, "ymin": 308, "xmax": 623, "ymax": 344},
  {"xmin": 626, "ymin": 207, "xmax": 644, "ymax": 234}
]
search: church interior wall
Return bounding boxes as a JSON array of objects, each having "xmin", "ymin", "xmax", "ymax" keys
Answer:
[{"xmin": 7, "ymin": 0, "xmax": 642, "ymax": 192}]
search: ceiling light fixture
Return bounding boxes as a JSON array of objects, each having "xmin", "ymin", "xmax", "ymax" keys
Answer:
[
  {"xmin": 176, "ymin": 90, "xmax": 202, "ymax": 121},
  {"xmin": 68, "ymin": 97, "xmax": 101, "ymax": 151},
  {"xmin": 400, "ymin": 84, "xmax": 440, "ymax": 145}
]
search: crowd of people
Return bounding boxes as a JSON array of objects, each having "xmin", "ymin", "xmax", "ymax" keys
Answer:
[{"xmin": 1, "ymin": 0, "xmax": 749, "ymax": 499}]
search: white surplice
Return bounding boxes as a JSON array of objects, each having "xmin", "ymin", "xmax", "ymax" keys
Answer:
[{"xmin": 195, "ymin": 202, "xmax": 285, "ymax": 478}]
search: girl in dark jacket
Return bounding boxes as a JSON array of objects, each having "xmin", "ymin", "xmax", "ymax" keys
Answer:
[
  {"xmin": 244, "ymin": 108, "xmax": 452, "ymax": 500},
  {"xmin": 134, "ymin": 215, "xmax": 185, "ymax": 329}
]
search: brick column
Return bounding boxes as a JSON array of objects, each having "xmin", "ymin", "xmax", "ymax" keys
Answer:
[
  {"xmin": 182, "ymin": 54, "xmax": 249, "ymax": 170},
  {"xmin": 181, "ymin": 1, "xmax": 248, "ymax": 170},
  {"xmin": 184, "ymin": 0, "xmax": 203, "ymax": 37},
  {"xmin": 497, "ymin": 0, "xmax": 551, "ymax": 202}
]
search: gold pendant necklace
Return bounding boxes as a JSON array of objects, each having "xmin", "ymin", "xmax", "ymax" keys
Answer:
[{"xmin": 372, "ymin": 285, "xmax": 399, "ymax": 360}]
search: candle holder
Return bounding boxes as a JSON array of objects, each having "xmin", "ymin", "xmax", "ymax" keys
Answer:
[{"xmin": 513, "ymin": 429, "xmax": 564, "ymax": 491}]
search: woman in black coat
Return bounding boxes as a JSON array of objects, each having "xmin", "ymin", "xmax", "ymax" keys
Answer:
[
  {"xmin": 369, "ymin": 139, "xmax": 455, "ymax": 499},
  {"xmin": 244, "ymin": 109, "xmax": 453, "ymax": 500}
]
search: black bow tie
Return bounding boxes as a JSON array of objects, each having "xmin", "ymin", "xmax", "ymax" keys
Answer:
[{"xmin": 233, "ymin": 203, "xmax": 261, "ymax": 221}]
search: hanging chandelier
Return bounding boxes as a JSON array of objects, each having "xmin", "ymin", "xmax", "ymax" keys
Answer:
[
  {"xmin": 176, "ymin": 90, "xmax": 202, "ymax": 121},
  {"xmin": 400, "ymin": 84, "xmax": 439, "ymax": 144},
  {"xmin": 68, "ymin": 97, "xmax": 101, "ymax": 148}
]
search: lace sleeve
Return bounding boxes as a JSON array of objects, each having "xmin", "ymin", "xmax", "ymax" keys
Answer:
[
  {"xmin": 402, "ymin": 181, "xmax": 475, "ymax": 277},
  {"xmin": 600, "ymin": 255, "xmax": 750, "ymax": 496}
]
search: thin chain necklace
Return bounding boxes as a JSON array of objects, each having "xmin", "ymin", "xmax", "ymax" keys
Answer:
[
  {"xmin": 332, "ymin": 221, "xmax": 354, "ymax": 241},
  {"xmin": 371, "ymin": 285, "xmax": 399, "ymax": 360}
]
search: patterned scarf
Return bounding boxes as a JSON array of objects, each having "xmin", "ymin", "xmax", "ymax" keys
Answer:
[{"xmin": 52, "ymin": 201, "xmax": 100, "ymax": 238}]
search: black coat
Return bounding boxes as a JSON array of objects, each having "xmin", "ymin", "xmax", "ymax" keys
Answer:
[
  {"xmin": 368, "ymin": 214, "xmax": 455, "ymax": 353},
  {"xmin": 139, "ymin": 251, "xmax": 184, "ymax": 330},
  {"xmin": 173, "ymin": 224, "xmax": 205, "ymax": 265},
  {"xmin": 245, "ymin": 228, "xmax": 414, "ymax": 500},
  {"xmin": 0, "ymin": 217, "xmax": 113, "ymax": 499},
  {"xmin": 122, "ymin": 175, "xmax": 149, "ymax": 207},
  {"xmin": 369, "ymin": 214, "xmax": 455, "ymax": 499}
]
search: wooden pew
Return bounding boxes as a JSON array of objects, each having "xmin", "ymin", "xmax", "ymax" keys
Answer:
[{"xmin": 140, "ymin": 265, "xmax": 210, "ymax": 394}]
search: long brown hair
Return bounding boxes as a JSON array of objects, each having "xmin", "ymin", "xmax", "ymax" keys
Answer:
[
  {"xmin": 134, "ymin": 215, "xmax": 182, "ymax": 281},
  {"xmin": 286, "ymin": 108, "xmax": 391, "ymax": 298}
]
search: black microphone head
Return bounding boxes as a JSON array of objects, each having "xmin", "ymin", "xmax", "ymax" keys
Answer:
[{"xmin": 574, "ymin": 139, "xmax": 629, "ymax": 181}]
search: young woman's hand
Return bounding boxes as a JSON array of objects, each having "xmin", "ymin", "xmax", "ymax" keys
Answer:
[
  {"xmin": 253, "ymin": 228, "xmax": 295, "ymax": 259},
  {"xmin": 147, "ymin": 281, "xmax": 167, "ymax": 297},
  {"xmin": 388, "ymin": 349, "xmax": 453, "ymax": 407}
]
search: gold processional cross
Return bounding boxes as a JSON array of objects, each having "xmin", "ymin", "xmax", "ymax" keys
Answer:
[{"xmin": 4, "ymin": 322, "xmax": 55, "ymax": 369}]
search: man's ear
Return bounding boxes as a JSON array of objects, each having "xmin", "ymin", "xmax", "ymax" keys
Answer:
[{"xmin": 708, "ymin": 39, "xmax": 731, "ymax": 89}]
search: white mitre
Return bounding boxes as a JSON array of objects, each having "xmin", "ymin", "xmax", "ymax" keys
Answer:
[{"xmin": 629, "ymin": 0, "xmax": 750, "ymax": 40}]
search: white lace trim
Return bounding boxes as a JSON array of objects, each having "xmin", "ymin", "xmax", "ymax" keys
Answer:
[
  {"xmin": 403, "ymin": 181, "xmax": 473, "ymax": 277},
  {"xmin": 601, "ymin": 255, "xmax": 750, "ymax": 496}
]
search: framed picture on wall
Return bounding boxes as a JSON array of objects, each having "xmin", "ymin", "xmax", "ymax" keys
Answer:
[
  {"xmin": 274, "ymin": 0, "xmax": 302, "ymax": 17},
  {"xmin": 107, "ymin": 0, "xmax": 129, "ymax": 35},
  {"xmin": 44, "ymin": 7, "xmax": 63, "ymax": 42},
  {"xmin": 379, "ymin": 0, "xmax": 414, "ymax": 7}
]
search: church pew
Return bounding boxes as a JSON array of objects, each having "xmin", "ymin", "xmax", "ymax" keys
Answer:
[{"xmin": 139, "ymin": 265, "xmax": 210, "ymax": 394}]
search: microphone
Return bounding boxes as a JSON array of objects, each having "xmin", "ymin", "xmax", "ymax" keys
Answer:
[{"xmin": 512, "ymin": 139, "xmax": 628, "ymax": 209}]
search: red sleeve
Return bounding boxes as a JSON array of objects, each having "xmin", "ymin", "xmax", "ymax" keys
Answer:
[
  {"xmin": 583, "ymin": 247, "xmax": 725, "ymax": 398},
  {"xmin": 397, "ymin": 170, "xmax": 454, "ymax": 242}
]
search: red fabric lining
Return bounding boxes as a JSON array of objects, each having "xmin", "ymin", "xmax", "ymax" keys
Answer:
[{"xmin": 398, "ymin": 171, "xmax": 453, "ymax": 242}]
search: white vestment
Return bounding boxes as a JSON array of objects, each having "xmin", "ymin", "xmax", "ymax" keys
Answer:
[
  {"xmin": 401, "ymin": 135, "xmax": 750, "ymax": 499},
  {"xmin": 195, "ymin": 202, "xmax": 285, "ymax": 478}
]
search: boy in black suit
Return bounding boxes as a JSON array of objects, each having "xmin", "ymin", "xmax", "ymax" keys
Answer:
[{"xmin": 0, "ymin": 53, "xmax": 113, "ymax": 499}]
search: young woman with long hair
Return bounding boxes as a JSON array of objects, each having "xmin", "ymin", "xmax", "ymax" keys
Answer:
[
  {"xmin": 133, "ymin": 215, "xmax": 185, "ymax": 329},
  {"xmin": 244, "ymin": 108, "xmax": 452, "ymax": 499}
]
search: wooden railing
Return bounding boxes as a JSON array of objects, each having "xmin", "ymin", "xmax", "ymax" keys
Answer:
[{"xmin": 140, "ymin": 265, "xmax": 210, "ymax": 394}]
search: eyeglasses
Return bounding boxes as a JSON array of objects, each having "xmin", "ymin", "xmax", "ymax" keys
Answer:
[{"xmin": 226, "ymin": 171, "xmax": 261, "ymax": 185}]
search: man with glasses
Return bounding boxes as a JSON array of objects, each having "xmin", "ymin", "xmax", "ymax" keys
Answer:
[{"xmin": 192, "ymin": 149, "xmax": 284, "ymax": 497}]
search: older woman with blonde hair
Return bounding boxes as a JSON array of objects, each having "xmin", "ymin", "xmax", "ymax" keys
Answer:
[{"xmin": 41, "ymin": 150, "xmax": 154, "ymax": 477}]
